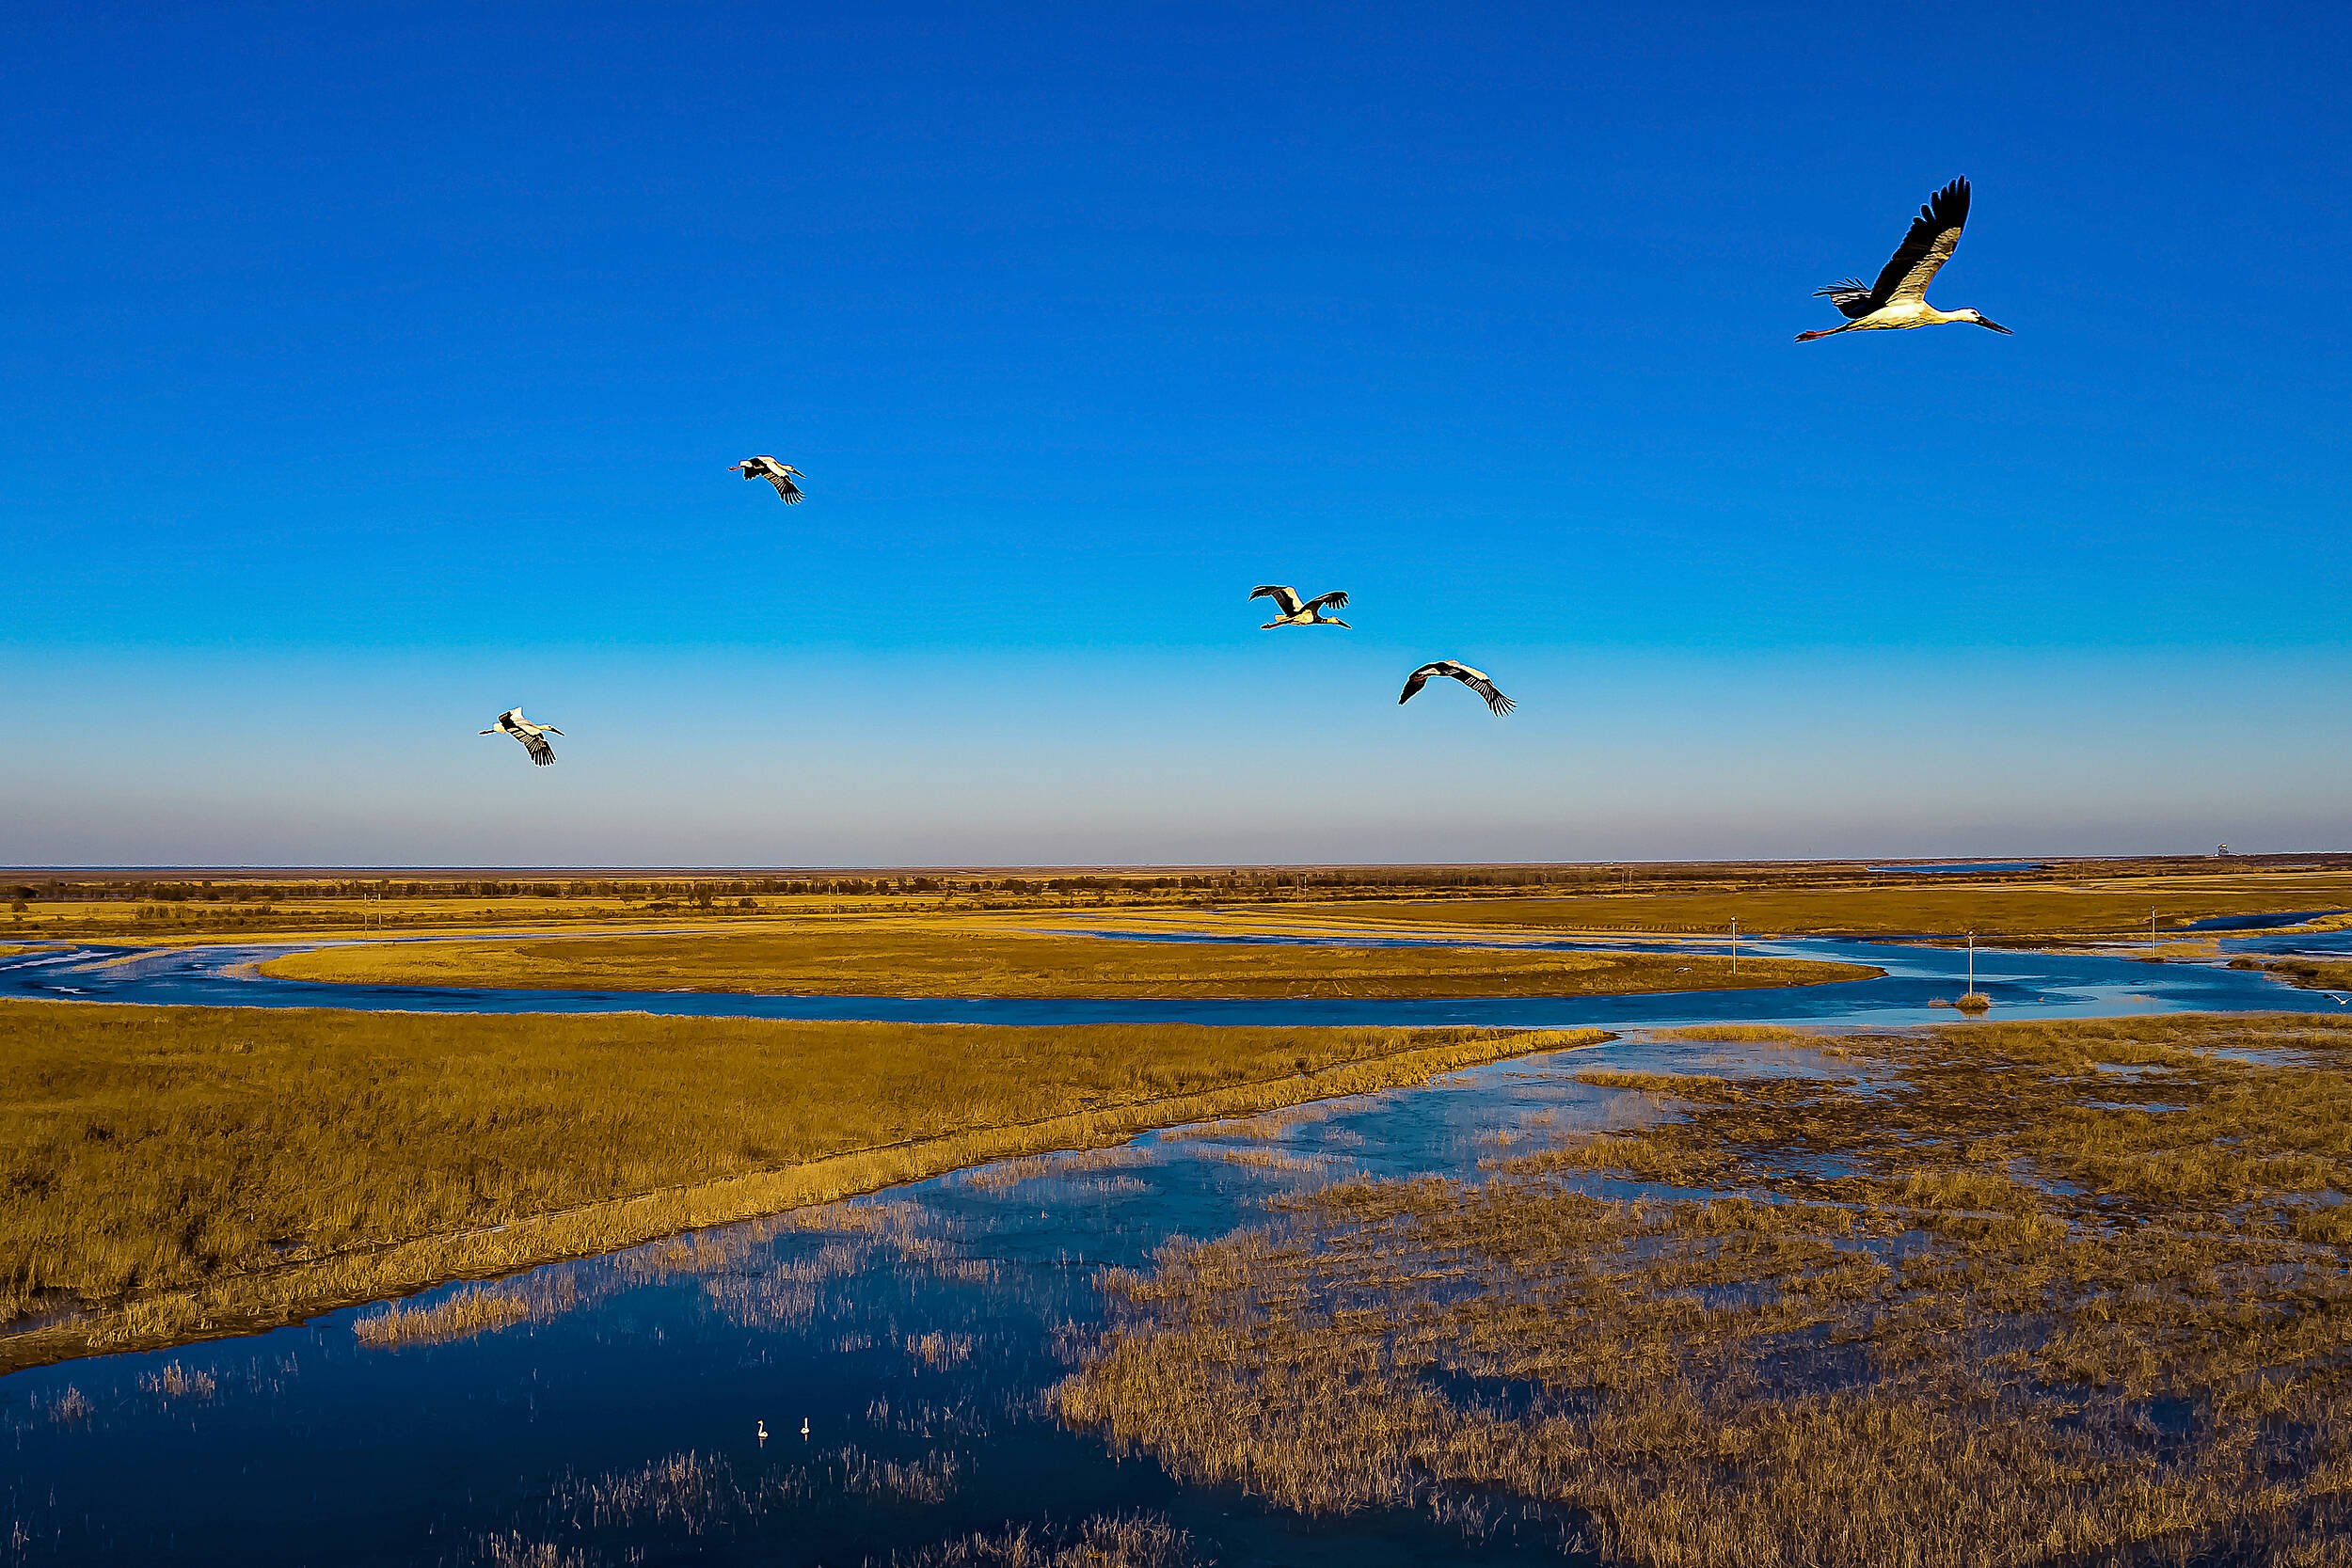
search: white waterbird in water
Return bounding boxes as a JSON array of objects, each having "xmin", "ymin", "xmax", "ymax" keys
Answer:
[
  {"xmin": 480, "ymin": 708, "xmax": 562, "ymax": 766},
  {"xmin": 756, "ymin": 1420, "xmax": 768, "ymax": 1444},
  {"xmin": 730, "ymin": 454, "xmax": 806, "ymax": 502},
  {"xmin": 1250, "ymin": 584, "xmax": 1350, "ymax": 628},
  {"xmin": 1798, "ymin": 178, "xmax": 2009, "ymax": 342},
  {"xmin": 1399, "ymin": 661, "xmax": 1514, "ymax": 715},
  {"xmin": 800, "ymin": 1418, "xmax": 810, "ymax": 1438}
]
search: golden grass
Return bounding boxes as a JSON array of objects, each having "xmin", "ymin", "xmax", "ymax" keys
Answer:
[
  {"xmin": 1659, "ymin": 1023, "xmax": 1813, "ymax": 1041},
  {"xmin": 1060, "ymin": 1013, "xmax": 2352, "ymax": 1565},
  {"xmin": 0, "ymin": 996, "xmax": 1602, "ymax": 1370},
  {"xmin": 351, "ymin": 1278, "xmax": 567, "ymax": 1347},
  {"xmin": 1327, "ymin": 872, "xmax": 2352, "ymax": 937},
  {"xmin": 257, "ymin": 924, "xmax": 1873, "ymax": 999},
  {"xmin": 2241, "ymin": 957, "xmax": 2352, "ymax": 994}
]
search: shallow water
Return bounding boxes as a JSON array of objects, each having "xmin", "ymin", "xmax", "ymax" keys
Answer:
[
  {"xmin": 0, "ymin": 929, "xmax": 2339, "ymax": 1028},
  {"xmin": 2, "ymin": 933, "xmax": 2344, "ymax": 1563}
]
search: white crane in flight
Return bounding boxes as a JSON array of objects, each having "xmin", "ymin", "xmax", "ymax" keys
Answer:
[
  {"xmin": 1399, "ymin": 661, "xmax": 1514, "ymax": 715},
  {"xmin": 1251, "ymin": 585, "xmax": 1350, "ymax": 627},
  {"xmin": 730, "ymin": 455, "xmax": 806, "ymax": 502},
  {"xmin": 480, "ymin": 709, "xmax": 562, "ymax": 767},
  {"xmin": 1797, "ymin": 178, "xmax": 2009, "ymax": 341}
]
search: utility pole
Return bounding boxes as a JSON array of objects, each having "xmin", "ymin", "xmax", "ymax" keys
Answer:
[{"xmin": 1967, "ymin": 930, "xmax": 1975, "ymax": 994}]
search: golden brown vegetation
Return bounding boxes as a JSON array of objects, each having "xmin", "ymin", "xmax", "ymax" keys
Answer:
[
  {"xmin": 2237, "ymin": 956, "xmax": 2352, "ymax": 994},
  {"xmin": 10, "ymin": 857, "xmax": 2345, "ymax": 943},
  {"xmin": 352, "ymin": 1275, "xmax": 580, "ymax": 1348},
  {"xmin": 887, "ymin": 1514, "xmax": 1200, "ymax": 1567},
  {"xmin": 0, "ymin": 997, "xmax": 1600, "ymax": 1370},
  {"xmin": 1329, "ymin": 871, "xmax": 2352, "ymax": 938},
  {"xmin": 1059, "ymin": 1013, "xmax": 2352, "ymax": 1565},
  {"xmin": 257, "ymin": 924, "xmax": 1872, "ymax": 998}
]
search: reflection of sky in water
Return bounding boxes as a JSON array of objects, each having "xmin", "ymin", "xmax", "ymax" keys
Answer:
[
  {"xmin": 14, "ymin": 1042, "xmax": 1739, "ymax": 1563},
  {"xmin": 5, "ymin": 928, "xmax": 2349, "ymax": 1561},
  {"xmin": 4, "ymin": 927, "xmax": 2346, "ymax": 1029}
]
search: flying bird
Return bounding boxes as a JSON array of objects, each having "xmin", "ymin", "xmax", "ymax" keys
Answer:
[
  {"xmin": 480, "ymin": 708, "xmax": 562, "ymax": 766},
  {"xmin": 1399, "ymin": 661, "xmax": 1514, "ymax": 715},
  {"xmin": 730, "ymin": 455, "xmax": 806, "ymax": 502},
  {"xmin": 1797, "ymin": 178, "xmax": 2009, "ymax": 341},
  {"xmin": 1251, "ymin": 585, "xmax": 1350, "ymax": 628}
]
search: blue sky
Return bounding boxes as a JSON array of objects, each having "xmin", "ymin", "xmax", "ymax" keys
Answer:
[{"xmin": 4, "ymin": 2, "xmax": 2346, "ymax": 866}]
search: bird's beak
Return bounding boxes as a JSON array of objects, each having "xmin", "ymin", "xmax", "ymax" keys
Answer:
[{"xmin": 1976, "ymin": 317, "xmax": 2012, "ymax": 334}]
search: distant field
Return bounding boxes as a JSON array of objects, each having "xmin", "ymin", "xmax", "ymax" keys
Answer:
[
  {"xmin": 0, "ymin": 998, "xmax": 1598, "ymax": 1369},
  {"xmin": 258, "ymin": 925, "xmax": 1874, "ymax": 998},
  {"xmin": 1321, "ymin": 874, "xmax": 2352, "ymax": 937}
]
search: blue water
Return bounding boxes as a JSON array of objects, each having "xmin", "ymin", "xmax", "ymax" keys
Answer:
[
  {"xmin": 0, "ymin": 929, "xmax": 2340, "ymax": 1029},
  {"xmin": 2, "ymin": 928, "xmax": 2344, "ymax": 1563}
]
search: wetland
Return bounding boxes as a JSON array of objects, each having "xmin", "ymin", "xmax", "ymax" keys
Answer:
[{"xmin": 8, "ymin": 878, "xmax": 2352, "ymax": 1563}]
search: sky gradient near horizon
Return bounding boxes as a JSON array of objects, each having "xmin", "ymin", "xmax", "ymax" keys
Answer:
[{"xmin": 4, "ymin": 2, "xmax": 2347, "ymax": 866}]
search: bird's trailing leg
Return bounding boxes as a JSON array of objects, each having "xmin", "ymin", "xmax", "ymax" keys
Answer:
[{"xmin": 1793, "ymin": 324, "xmax": 1857, "ymax": 342}]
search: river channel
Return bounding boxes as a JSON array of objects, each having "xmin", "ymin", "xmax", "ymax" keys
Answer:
[{"xmin": 3, "ymin": 927, "xmax": 2348, "ymax": 1564}]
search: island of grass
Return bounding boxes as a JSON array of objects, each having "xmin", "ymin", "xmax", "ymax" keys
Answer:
[
  {"xmin": 0, "ymin": 998, "xmax": 1602, "ymax": 1371},
  {"xmin": 2233, "ymin": 955, "xmax": 2352, "ymax": 995},
  {"xmin": 1060, "ymin": 1011, "xmax": 2352, "ymax": 1563},
  {"xmin": 255, "ymin": 923, "xmax": 1876, "ymax": 998},
  {"xmin": 1311, "ymin": 878, "xmax": 2352, "ymax": 939}
]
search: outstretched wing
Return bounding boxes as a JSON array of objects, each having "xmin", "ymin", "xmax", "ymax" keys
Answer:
[
  {"xmin": 1454, "ymin": 669, "xmax": 1516, "ymax": 716},
  {"xmin": 765, "ymin": 471, "xmax": 804, "ymax": 502},
  {"xmin": 1868, "ymin": 177, "xmax": 1970, "ymax": 307},
  {"xmin": 1303, "ymin": 591, "xmax": 1349, "ymax": 612},
  {"xmin": 522, "ymin": 732, "xmax": 556, "ymax": 766},
  {"xmin": 1812, "ymin": 277, "xmax": 1877, "ymax": 319},
  {"xmin": 1399, "ymin": 663, "xmax": 1441, "ymax": 705},
  {"xmin": 1251, "ymin": 585, "xmax": 1304, "ymax": 615}
]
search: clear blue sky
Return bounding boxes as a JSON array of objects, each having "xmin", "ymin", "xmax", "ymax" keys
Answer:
[{"xmin": 4, "ymin": 2, "xmax": 2345, "ymax": 866}]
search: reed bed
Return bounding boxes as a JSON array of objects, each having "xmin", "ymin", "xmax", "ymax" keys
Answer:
[
  {"xmin": 258, "ymin": 924, "xmax": 1868, "ymax": 999},
  {"xmin": 351, "ymin": 1275, "xmax": 579, "ymax": 1348},
  {"xmin": 1658, "ymin": 1023, "xmax": 1814, "ymax": 1042},
  {"xmin": 1059, "ymin": 1013, "xmax": 2352, "ymax": 1565},
  {"xmin": 2239, "ymin": 957, "xmax": 2352, "ymax": 994},
  {"xmin": 0, "ymin": 997, "xmax": 1601, "ymax": 1369},
  {"xmin": 887, "ymin": 1514, "xmax": 1200, "ymax": 1568},
  {"xmin": 1331, "ymin": 873, "xmax": 2352, "ymax": 937}
]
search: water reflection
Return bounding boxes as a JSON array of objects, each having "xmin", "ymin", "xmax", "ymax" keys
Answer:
[{"xmin": 6, "ymin": 931, "xmax": 2349, "ymax": 1561}]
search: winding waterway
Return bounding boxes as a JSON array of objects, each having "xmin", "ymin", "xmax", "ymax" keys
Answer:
[{"xmin": 3, "ymin": 927, "xmax": 2348, "ymax": 1564}]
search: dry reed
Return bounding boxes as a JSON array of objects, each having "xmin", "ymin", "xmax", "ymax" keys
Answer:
[
  {"xmin": 0, "ymin": 997, "xmax": 1602, "ymax": 1370},
  {"xmin": 259, "ymin": 924, "xmax": 1868, "ymax": 1000},
  {"xmin": 1060, "ymin": 1012, "xmax": 2352, "ymax": 1566}
]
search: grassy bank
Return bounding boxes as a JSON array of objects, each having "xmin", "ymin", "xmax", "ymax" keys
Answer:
[
  {"xmin": 1321, "ymin": 872, "xmax": 2352, "ymax": 937},
  {"xmin": 2234, "ymin": 955, "xmax": 2352, "ymax": 995},
  {"xmin": 0, "ymin": 998, "xmax": 1600, "ymax": 1370},
  {"xmin": 256, "ymin": 924, "xmax": 1873, "ymax": 998},
  {"xmin": 1059, "ymin": 1013, "xmax": 2352, "ymax": 1564}
]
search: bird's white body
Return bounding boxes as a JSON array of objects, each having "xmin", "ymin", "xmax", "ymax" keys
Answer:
[
  {"xmin": 480, "ymin": 708, "xmax": 563, "ymax": 767},
  {"xmin": 1250, "ymin": 584, "xmax": 1349, "ymax": 628},
  {"xmin": 731, "ymin": 454, "xmax": 806, "ymax": 502},
  {"xmin": 1399, "ymin": 660, "xmax": 1514, "ymax": 715},
  {"xmin": 1798, "ymin": 178, "xmax": 2009, "ymax": 342}
]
